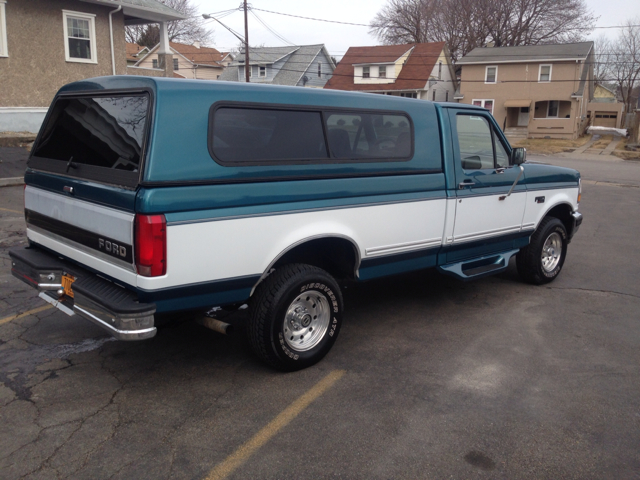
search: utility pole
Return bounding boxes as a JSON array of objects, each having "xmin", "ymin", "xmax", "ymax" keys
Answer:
[{"xmin": 244, "ymin": 0, "xmax": 250, "ymax": 83}]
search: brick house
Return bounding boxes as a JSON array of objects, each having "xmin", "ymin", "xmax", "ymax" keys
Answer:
[
  {"xmin": 324, "ymin": 42, "xmax": 457, "ymax": 102},
  {"xmin": 455, "ymin": 42, "xmax": 594, "ymax": 140},
  {"xmin": 0, "ymin": 0, "xmax": 184, "ymax": 132}
]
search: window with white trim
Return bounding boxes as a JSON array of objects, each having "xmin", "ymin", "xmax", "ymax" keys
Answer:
[
  {"xmin": 472, "ymin": 99, "xmax": 494, "ymax": 114},
  {"xmin": 173, "ymin": 58, "xmax": 179, "ymax": 70},
  {"xmin": 0, "ymin": 0, "xmax": 8, "ymax": 57},
  {"xmin": 152, "ymin": 58, "xmax": 158, "ymax": 68},
  {"xmin": 259, "ymin": 66, "xmax": 266, "ymax": 77},
  {"xmin": 362, "ymin": 66, "xmax": 370, "ymax": 78},
  {"xmin": 379, "ymin": 65, "xmax": 386, "ymax": 78},
  {"xmin": 63, "ymin": 10, "xmax": 97, "ymax": 63},
  {"xmin": 485, "ymin": 66, "xmax": 497, "ymax": 83},
  {"xmin": 539, "ymin": 64, "xmax": 552, "ymax": 82},
  {"xmin": 317, "ymin": 62, "xmax": 321, "ymax": 78}
]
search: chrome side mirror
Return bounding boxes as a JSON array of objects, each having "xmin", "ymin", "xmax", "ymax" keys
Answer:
[{"xmin": 511, "ymin": 147, "xmax": 526, "ymax": 165}]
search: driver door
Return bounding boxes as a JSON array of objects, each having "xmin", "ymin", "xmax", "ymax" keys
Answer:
[{"xmin": 449, "ymin": 111, "xmax": 526, "ymax": 257}]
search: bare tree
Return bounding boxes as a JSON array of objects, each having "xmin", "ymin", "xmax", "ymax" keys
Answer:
[
  {"xmin": 606, "ymin": 19, "xmax": 640, "ymax": 119},
  {"xmin": 370, "ymin": 0, "xmax": 597, "ymax": 60},
  {"xmin": 593, "ymin": 34, "xmax": 612, "ymax": 86},
  {"xmin": 125, "ymin": 0, "xmax": 214, "ymax": 48}
]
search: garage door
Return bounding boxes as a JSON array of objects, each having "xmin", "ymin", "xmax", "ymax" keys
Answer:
[{"xmin": 593, "ymin": 112, "xmax": 617, "ymax": 128}]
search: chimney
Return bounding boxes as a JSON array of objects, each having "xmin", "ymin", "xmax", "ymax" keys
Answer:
[{"xmin": 193, "ymin": 41, "xmax": 201, "ymax": 49}]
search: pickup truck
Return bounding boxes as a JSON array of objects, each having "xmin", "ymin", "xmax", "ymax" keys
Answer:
[{"xmin": 10, "ymin": 76, "xmax": 582, "ymax": 370}]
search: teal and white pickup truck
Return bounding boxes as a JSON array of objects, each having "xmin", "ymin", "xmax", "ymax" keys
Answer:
[{"xmin": 10, "ymin": 76, "xmax": 582, "ymax": 370}]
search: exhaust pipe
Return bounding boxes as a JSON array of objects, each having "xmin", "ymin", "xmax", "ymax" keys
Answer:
[{"xmin": 196, "ymin": 316, "xmax": 234, "ymax": 335}]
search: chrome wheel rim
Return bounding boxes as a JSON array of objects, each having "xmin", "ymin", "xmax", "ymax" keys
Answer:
[
  {"xmin": 541, "ymin": 232, "xmax": 562, "ymax": 272},
  {"xmin": 283, "ymin": 290, "xmax": 330, "ymax": 352}
]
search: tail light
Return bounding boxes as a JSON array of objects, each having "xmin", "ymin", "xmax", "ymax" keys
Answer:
[{"xmin": 135, "ymin": 214, "xmax": 166, "ymax": 277}]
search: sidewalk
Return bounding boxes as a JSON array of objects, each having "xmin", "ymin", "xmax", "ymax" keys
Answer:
[{"xmin": 0, "ymin": 146, "xmax": 29, "ymax": 186}]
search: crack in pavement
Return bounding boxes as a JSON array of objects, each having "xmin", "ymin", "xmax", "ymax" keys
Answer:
[{"xmin": 548, "ymin": 286, "xmax": 640, "ymax": 300}]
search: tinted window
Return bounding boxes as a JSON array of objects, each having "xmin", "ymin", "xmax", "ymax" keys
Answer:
[
  {"xmin": 211, "ymin": 107, "xmax": 328, "ymax": 163},
  {"xmin": 32, "ymin": 95, "xmax": 148, "ymax": 172},
  {"xmin": 456, "ymin": 115, "xmax": 494, "ymax": 169},
  {"xmin": 325, "ymin": 112, "xmax": 411, "ymax": 159}
]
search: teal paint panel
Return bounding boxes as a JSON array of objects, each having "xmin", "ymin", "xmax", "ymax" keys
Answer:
[{"xmin": 137, "ymin": 173, "xmax": 446, "ymax": 216}]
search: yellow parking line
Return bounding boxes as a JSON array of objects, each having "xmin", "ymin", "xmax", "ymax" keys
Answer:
[
  {"xmin": 205, "ymin": 369, "xmax": 346, "ymax": 480},
  {"xmin": 0, "ymin": 305, "xmax": 53, "ymax": 326},
  {"xmin": 0, "ymin": 207, "xmax": 23, "ymax": 215}
]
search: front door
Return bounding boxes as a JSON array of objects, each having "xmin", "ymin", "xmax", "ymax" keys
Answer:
[
  {"xmin": 448, "ymin": 110, "xmax": 527, "ymax": 260},
  {"xmin": 518, "ymin": 107, "xmax": 530, "ymax": 126}
]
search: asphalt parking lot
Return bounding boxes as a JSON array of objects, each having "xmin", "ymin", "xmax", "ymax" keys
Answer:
[{"xmin": 1, "ymin": 154, "xmax": 639, "ymax": 479}]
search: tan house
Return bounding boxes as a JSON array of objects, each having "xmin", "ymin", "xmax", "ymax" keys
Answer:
[
  {"xmin": 0, "ymin": 0, "xmax": 184, "ymax": 133},
  {"xmin": 325, "ymin": 42, "xmax": 457, "ymax": 101},
  {"xmin": 455, "ymin": 42, "xmax": 594, "ymax": 140},
  {"xmin": 587, "ymin": 84, "xmax": 624, "ymax": 128},
  {"xmin": 135, "ymin": 41, "xmax": 232, "ymax": 80}
]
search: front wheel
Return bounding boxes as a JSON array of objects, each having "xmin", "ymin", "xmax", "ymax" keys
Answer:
[
  {"xmin": 248, "ymin": 264, "xmax": 343, "ymax": 371},
  {"xmin": 517, "ymin": 217, "xmax": 568, "ymax": 285}
]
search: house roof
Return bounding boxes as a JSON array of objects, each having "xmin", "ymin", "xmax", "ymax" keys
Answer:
[
  {"xmin": 231, "ymin": 46, "xmax": 300, "ymax": 65},
  {"xmin": 220, "ymin": 45, "xmax": 334, "ymax": 85},
  {"xmin": 324, "ymin": 42, "xmax": 446, "ymax": 92},
  {"xmin": 79, "ymin": 0, "xmax": 186, "ymax": 23},
  {"xmin": 135, "ymin": 42, "xmax": 227, "ymax": 68},
  {"xmin": 457, "ymin": 42, "xmax": 594, "ymax": 65},
  {"xmin": 126, "ymin": 42, "xmax": 148, "ymax": 62}
]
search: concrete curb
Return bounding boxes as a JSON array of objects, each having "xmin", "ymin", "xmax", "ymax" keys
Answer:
[{"xmin": 0, "ymin": 177, "xmax": 24, "ymax": 187}]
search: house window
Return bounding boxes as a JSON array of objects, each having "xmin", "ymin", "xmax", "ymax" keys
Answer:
[
  {"xmin": 400, "ymin": 92, "xmax": 417, "ymax": 98},
  {"xmin": 539, "ymin": 64, "xmax": 552, "ymax": 82},
  {"xmin": 485, "ymin": 66, "xmax": 497, "ymax": 84},
  {"xmin": 379, "ymin": 66, "xmax": 386, "ymax": 78},
  {"xmin": 63, "ymin": 10, "xmax": 97, "ymax": 63},
  {"xmin": 0, "ymin": 0, "xmax": 8, "ymax": 57},
  {"xmin": 472, "ymin": 99, "xmax": 494, "ymax": 114},
  {"xmin": 152, "ymin": 59, "xmax": 158, "ymax": 68},
  {"xmin": 259, "ymin": 66, "xmax": 266, "ymax": 77},
  {"xmin": 432, "ymin": 90, "xmax": 436, "ymax": 101},
  {"xmin": 438, "ymin": 61, "xmax": 442, "ymax": 80},
  {"xmin": 362, "ymin": 66, "xmax": 370, "ymax": 78},
  {"xmin": 318, "ymin": 62, "xmax": 321, "ymax": 78},
  {"xmin": 446, "ymin": 91, "xmax": 449, "ymax": 102},
  {"xmin": 173, "ymin": 58, "xmax": 179, "ymax": 70},
  {"xmin": 547, "ymin": 100, "xmax": 559, "ymax": 117}
]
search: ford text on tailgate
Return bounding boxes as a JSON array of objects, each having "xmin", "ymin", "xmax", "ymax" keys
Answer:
[{"xmin": 10, "ymin": 76, "xmax": 582, "ymax": 371}]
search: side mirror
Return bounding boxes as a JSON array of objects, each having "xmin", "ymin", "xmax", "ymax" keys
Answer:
[{"xmin": 511, "ymin": 147, "xmax": 526, "ymax": 165}]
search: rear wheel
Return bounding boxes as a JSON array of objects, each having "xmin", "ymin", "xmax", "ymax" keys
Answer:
[
  {"xmin": 248, "ymin": 264, "xmax": 343, "ymax": 371},
  {"xmin": 517, "ymin": 217, "xmax": 568, "ymax": 285}
]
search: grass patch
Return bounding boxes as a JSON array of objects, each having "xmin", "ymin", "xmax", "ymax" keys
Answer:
[
  {"xmin": 513, "ymin": 135, "xmax": 592, "ymax": 155},
  {"xmin": 612, "ymin": 138, "xmax": 640, "ymax": 160},
  {"xmin": 590, "ymin": 135, "xmax": 613, "ymax": 149}
]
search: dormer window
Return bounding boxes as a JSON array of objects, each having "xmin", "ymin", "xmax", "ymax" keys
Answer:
[
  {"xmin": 363, "ymin": 66, "xmax": 370, "ymax": 78},
  {"xmin": 379, "ymin": 66, "xmax": 386, "ymax": 78}
]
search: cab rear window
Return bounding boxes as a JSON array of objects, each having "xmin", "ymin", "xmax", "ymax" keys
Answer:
[{"xmin": 29, "ymin": 93, "xmax": 150, "ymax": 187}]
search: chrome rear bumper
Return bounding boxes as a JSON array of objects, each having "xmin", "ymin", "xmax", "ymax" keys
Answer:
[{"xmin": 10, "ymin": 246, "xmax": 156, "ymax": 341}]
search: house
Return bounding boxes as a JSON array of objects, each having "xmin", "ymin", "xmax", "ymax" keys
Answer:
[
  {"xmin": 324, "ymin": 42, "xmax": 457, "ymax": 102},
  {"xmin": 455, "ymin": 42, "xmax": 594, "ymax": 140},
  {"xmin": 126, "ymin": 42, "xmax": 149, "ymax": 66},
  {"xmin": 135, "ymin": 41, "xmax": 232, "ymax": 80},
  {"xmin": 0, "ymin": 0, "xmax": 184, "ymax": 133},
  {"xmin": 587, "ymin": 83, "xmax": 624, "ymax": 128},
  {"xmin": 219, "ymin": 45, "xmax": 335, "ymax": 87}
]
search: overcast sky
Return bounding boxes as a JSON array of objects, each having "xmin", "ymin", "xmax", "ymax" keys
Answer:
[{"xmin": 197, "ymin": 0, "xmax": 640, "ymax": 55}]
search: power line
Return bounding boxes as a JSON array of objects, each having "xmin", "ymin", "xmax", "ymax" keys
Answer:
[
  {"xmin": 250, "ymin": 7, "xmax": 369, "ymax": 27},
  {"xmin": 249, "ymin": 10, "xmax": 296, "ymax": 46}
]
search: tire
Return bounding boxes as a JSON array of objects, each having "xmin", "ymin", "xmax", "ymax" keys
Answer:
[
  {"xmin": 248, "ymin": 264, "xmax": 343, "ymax": 371},
  {"xmin": 516, "ymin": 217, "xmax": 568, "ymax": 285}
]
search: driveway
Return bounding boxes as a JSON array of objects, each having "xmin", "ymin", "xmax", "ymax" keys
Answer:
[{"xmin": 1, "ymin": 155, "xmax": 640, "ymax": 479}]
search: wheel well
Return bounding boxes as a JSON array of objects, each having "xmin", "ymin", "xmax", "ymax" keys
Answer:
[
  {"xmin": 545, "ymin": 203, "xmax": 574, "ymax": 236},
  {"xmin": 270, "ymin": 237, "xmax": 359, "ymax": 281}
]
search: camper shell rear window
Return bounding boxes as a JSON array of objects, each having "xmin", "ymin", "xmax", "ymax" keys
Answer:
[
  {"xmin": 29, "ymin": 92, "xmax": 151, "ymax": 188},
  {"xmin": 209, "ymin": 102, "xmax": 414, "ymax": 166}
]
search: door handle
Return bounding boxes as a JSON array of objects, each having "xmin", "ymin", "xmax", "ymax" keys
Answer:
[{"xmin": 458, "ymin": 180, "xmax": 475, "ymax": 189}]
